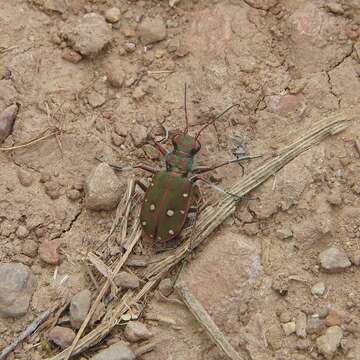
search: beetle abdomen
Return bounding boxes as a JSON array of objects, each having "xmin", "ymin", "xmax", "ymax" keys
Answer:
[{"xmin": 140, "ymin": 171, "xmax": 193, "ymax": 243}]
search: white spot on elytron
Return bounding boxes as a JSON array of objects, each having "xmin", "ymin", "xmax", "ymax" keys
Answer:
[
  {"xmin": 149, "ymin": 204, "xmax": 156, "ymax": 211},
  {"xmin": 168, "ymin": 229, "xmax": 175, "ymax": 235},
  {"xmin": 166, "ymin": 209, "xmax": 174, "ymax": 217},
  {"xmin": 150, "ymin": 234, "xmax": 154, "ymax": 238},
  {"xmin": 180, "ymin": 210, "xmax": 185, "ymax": 214},
  {"xmin": 183, "ymin": 193, "xmax": 189, "ymax": 198},
  {"xmin": 157, "ymin": 236, "xmax": 162, "ymax": 240},
  {"xmin": 142, "ymin": 221, "xmax": 147, "ymax": 226}
]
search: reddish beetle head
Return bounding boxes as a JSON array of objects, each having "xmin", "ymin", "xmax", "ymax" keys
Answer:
[{"xmin": 172, "ymin": 133, "xmax": 201, "ymax": 156}]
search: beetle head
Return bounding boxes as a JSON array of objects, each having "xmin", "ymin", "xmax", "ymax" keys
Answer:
[{"xmin": 172, "ymin": 133, "xmax": 201, "ymax": 156}]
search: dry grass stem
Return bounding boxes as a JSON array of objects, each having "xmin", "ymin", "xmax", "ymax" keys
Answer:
[{"xmin": 176, "ymin": 283, "xmax": 244, "ymax": 360}]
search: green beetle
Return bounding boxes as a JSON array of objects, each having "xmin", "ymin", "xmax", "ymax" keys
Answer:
[{"xmin": 132, "ymin": 85, "xmax": 257, "ymax": 246}]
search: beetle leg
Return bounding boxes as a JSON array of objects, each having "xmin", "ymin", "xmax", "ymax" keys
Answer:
[
  {"xmin": 152, "ymin": 140, "xmax": 168, "ymax": 156},
  {"xmin": 192, "ymin": 155, "xmax": 262, "ymax": 176},
  {"xmin": 96, "ymin": 157, "xmax": 159, "ymax": 174},
  {"xmin": 191, "ymin": 175, "xmax": 245, "ymax": 200},
  {"xmin": 135, "ymin": 180, "xmax": 148, "ymax": 192}
]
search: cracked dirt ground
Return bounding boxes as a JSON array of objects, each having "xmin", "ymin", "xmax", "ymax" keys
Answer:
[{"xmin": 0, "ymin": 0, "xmax": 360, "ymax": 359}]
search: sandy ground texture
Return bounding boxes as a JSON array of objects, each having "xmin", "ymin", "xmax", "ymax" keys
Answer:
[{"xmin": 0, "ymin": 0, "xmax": 360, "ymax": 359}]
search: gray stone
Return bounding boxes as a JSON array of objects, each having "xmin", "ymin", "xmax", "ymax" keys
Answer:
[
  {"xmin": 22, "ymin": 240, "xmax": 38, "ymax": 258},
  {"xmin": 138, "ymin": 16, "xmax": 167, "ymax": 45},
  {"xmin": 319, "ymin": 246, "xmax": 351, "ymax": 272},
  {"xmin": 158, "ymin": 278, "xmax": 172, "ymax": 297},
  {"xmin": 311, "ymin": 281, "xmax": 326, "ymax": 296},
  {"xmin": 48, "ymin": 326, "xmax": 76, "ymax": 349},
  {"xmin": 0, "ymin": 263, "xmax": 35, "ymax": 318},
  {"xmin": 114, "ymin": 271, "xmax": 139, "ymax": 289},
  {"xmin": 306, "ymin": 316, "xmax": 326, "ymax": 335},
  {"xmin": 85, "ymin": 163, "xmax": 122, "ymax": 211},
  {"xmin": 16, "ymin": 225, "xmax": 29, "ymax": 239},
  {"xmin": 91, "ymin": 341, "xmax": 135, "ymax": 360},
  {"xmin": 70, "ymin": 289, "xmax": 92, "ymax": 329},
  {"xmin": 295, "ymin": 311, "xmax": 307, "ymax": 338},
  {"xmin": 130, "ymin": 124, "xmax": 147, "ymax": 147},
  {"xmin": 124, "ymin": 321, "xmax": 152, "ymax": 342},
  {"xmin": 316, "ymin": 326, "xmax": 343, "ymax": 359},
  {"xmin": 61, "ymin": 13, "xmax": 112, "ymax": 56}
]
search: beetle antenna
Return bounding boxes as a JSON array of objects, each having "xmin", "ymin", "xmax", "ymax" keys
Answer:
[
  {"xmin": 195, "ymin": 103, "xmax": 240, "ymax": 140},
  {"xmin": 184, "ymin": 82, "xmax": 189, "ymax": 134}
]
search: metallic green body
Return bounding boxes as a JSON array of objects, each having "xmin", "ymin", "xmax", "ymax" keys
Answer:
[{"xmin": 140, "ymin": 134, "xmax": 201, "ymax": 243}]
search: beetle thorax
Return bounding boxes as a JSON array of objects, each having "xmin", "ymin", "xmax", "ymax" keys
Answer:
[{"xmin": 166, "ymin": 134, "xmax": 200, "ymax": 175}]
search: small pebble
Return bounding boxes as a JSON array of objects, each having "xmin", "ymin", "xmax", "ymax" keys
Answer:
[
  {"xmin": 91, "ymin": 341, "xmax": 135, "ymax": 360},
  {"xmin": 61, "ymin": 13, "xmax": 112, "ymax": 56},
  {"xmin": 350, "ymin": 250, "xmax": 360, "ymax": 266},
  {"xmin": 85, "ymin": 163, "xmax": 122, "ymax": 211},
  {"xmin": 282, "ymin": 322, "xmax": 296, "ymax": 336},
  {"xmin": 114, "ymin": 271, "xmax": 139, "ymax": 289},
  {"xmin": 70, "ymin": 289, "xmax": 92, "ymax": 329},
  {"xmin": 311, "ymin": 281, "xmax": 326, "ymax": 297},
  {"xmin": 88, "ymin": 92, "xmax": 106, "ymax": 108},
  {"xmin": 317, "ymin": 307, "xmax": 330, "ymax": 319},
  {"xmin": 22, "ymin": 240, "xmax": 38, "ymax": 258},
  {"xmin": 48, "ymin": 326, "xmax": 76, "ymax": 349},
  {"xmin": 0, "ymin": 104, "xmax": 18, "ymax": 143},
  {"xmin": 306, "ymin": 316, "xmax": 326, "ymax": 335},
  {"xmin": 325, "ymin": 2, "xmax": 344, "ymax": 15},
  {"xmin": 138, "ymin": 16, "xmax": 167, "ymax": 45},
  {"xmin": 112, "ymin": 132, "xmax": 125, "ymax": 146},
  {"xmin": 0, "ymin": 263, "xmax": 35, "ymax": 318},
  {"xmin": 38, "ymin": 239, "xmax": 61, "ymax": 265},
  {"xmin": 325, "ymin": 309, "xmax": 342, "ymax": 327},
  {"xmin": 125, "ymin": 42, "xmax": 136, "ymax": 52},
  {"xmin": 17, "ymin": 168, "xmax": 34, "ymax": 187},
  {"xmin": 296, "ymin": 312, "xmax": 307, "ymax": 338},
  {"xmin": 62, "ymin": 49, "xmax": 82, "ymax": 63},
  {"xmin": 316, "ymin": 326, "xmax": 343, "ymax": 359},
  {"xmin": 159, "ymin": 278, "xmax": 172, "ymax": 297},
  {"xmin": 16, "ymin": 225, "xmax": 29, "ymax": 239},
  {"xmin": 279, "ymin": 310, "xmax": 292, "ymax": 323},
  {"xmin": 124, "ymin": 321, "xmax": 152, "ymax": 342},
  {"xmin": 130, "ymin": 124, "xmax": 147, "ymax": 147},
  {"xmin": 66, "ymin": 188, "xmax": 82, "ymax": 201},
  {"xmin": 319, "ymin": 246, "xmax": 351, "ymax": 272},
  {"xmin": 104, "ymin": 7, "xmax": 121, "ymax": 23}
]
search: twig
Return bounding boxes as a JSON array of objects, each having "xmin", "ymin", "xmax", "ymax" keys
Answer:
[
  {"xmin": 63, "ymin": 226, "xmax": 142, "ymax": 360},
  {"xmin": 133, "ymin": 340, "xmax": 158, "ymax": 357},
  {"xmin": 176, "ymin": 284, "xmax": 244, "ymax": 360},
  {"xmin": 0, "ymin": 129, "xmax": 59, "ymax": 151},
  {"xmin": 0, "ymin": 308, "xmax": 55, "ymax": 359}
]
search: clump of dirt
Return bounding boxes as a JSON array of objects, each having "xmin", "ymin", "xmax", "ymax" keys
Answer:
[{"xmin": 0, "ymin": 1, "xmax": 359, "ymax": 360}]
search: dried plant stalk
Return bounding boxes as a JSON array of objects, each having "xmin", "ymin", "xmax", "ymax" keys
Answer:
[
  {"xmin": 48, "ymin": 113, "xmax": 353, "ymax": 360},
  {"xmin": 176, "ymin": 284, "xmax": 244, "ymax": 360}
]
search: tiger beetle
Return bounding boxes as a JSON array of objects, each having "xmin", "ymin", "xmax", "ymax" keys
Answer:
[{"xmin": 101, "ymin": 84, "xmax": 260, "ymax": 247}]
